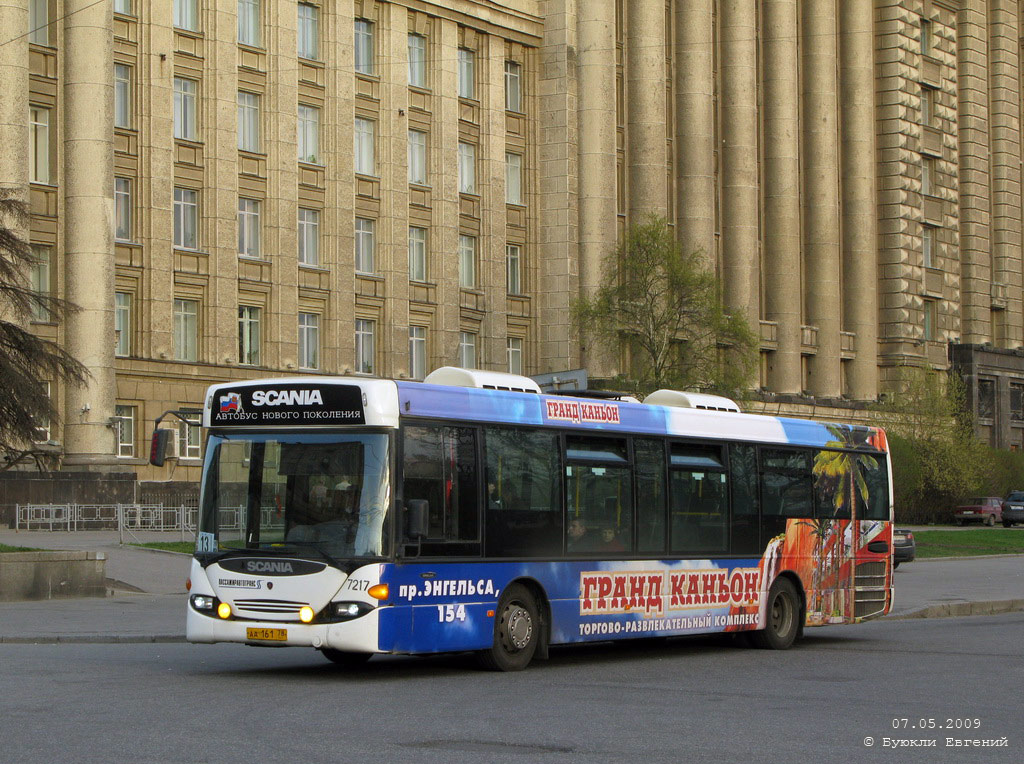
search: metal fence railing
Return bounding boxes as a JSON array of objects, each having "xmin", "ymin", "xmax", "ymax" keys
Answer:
[{"xmin": 14, "ymin": 503, "xmax": 201, "ymax": 543}]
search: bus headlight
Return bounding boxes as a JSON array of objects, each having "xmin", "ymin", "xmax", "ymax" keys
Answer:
[
  {"xmin": 190, "ymin": 594, "xmax": 215, "ymax": 612},
  {"xmin": 332, "ymin": 601, "xmax": 374, "ymax": 621}
]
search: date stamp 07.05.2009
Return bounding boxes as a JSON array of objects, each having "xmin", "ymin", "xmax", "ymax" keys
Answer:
[{"xmin": 862, "ymin": 719, "xmax": 1009, "ymax": 749}]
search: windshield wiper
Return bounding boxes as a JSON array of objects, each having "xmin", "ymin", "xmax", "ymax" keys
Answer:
[
  {"xmin": 199, "ymin": 545, "xmax": 296, "ymax": 565},
  {"xmin": 282, "ymin": 541, "xmax": 345, "ymax": 570}
]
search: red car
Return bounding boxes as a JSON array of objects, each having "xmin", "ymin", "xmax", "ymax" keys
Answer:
[{"xmin": 953, "ymin": 497, "xmax": 1003, "ymax": 526}]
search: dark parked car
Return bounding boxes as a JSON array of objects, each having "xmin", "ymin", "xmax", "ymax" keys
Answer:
[
  {"xmin": 954, "ymin": 497, "xmax": 1003, "ymax": 526},
  {"xmin": 893, "ymin": 529, "xmax": 916, "ymax": 569},
  {"xmin": 1001, "ymin": 491, "xmax": 1024, "ymax": 528}
]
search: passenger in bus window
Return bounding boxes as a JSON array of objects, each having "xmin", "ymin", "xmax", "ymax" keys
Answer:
[
  {"xmin": 599, "ymin": 526, "xmax": 625, "ymax": 552},
  {"xmin": 567, "ymin": 517, "xmax": 594, "ymax": 552}
]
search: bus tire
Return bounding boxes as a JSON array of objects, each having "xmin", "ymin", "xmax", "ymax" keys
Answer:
[
  {"xmin": 319, "ymin": 648, "xmax": 373, "ymax": 667},
  {"xmin": 750, "ymin": 577, "xmax": 800, "ymax": 650},
  {"xmin": 478, "ymin": 584, "xmax": 539, "ymax": 671}
]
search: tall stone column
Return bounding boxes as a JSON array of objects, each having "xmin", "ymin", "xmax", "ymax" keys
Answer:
[
  {"xmin": 626, "ymin": 0, "xmax": 667, "ymax": 218},
  {"xmin": 675, "ymin": 0, "xmax": 715, "ymax": 263},
  {"xmin": 577, "ymin": 0, "xmax": 618, "ymax": 376},
  {"xmin": 840, "ymin": 0, "xmax": 878, "ymax": 400},
  {"xmin": 988, "ymin": 1, "xmax": 1023, "ymax": 347},
  {"xmin": 957, "ymin": 4, "xmax": 992, "ymax": 345},
  {"xmin": 62, "ymin": 0, "xmax": 117, "ymax": 466},
  {"xmin": 762, "ymin": 0, "xmax": 802, "ymax": 394},
  {"xmin": 802, "ymin": 0, "xmax": 842, "ymax": 398},
  {"xmin": 0, "ymin": 0, "xmax": 28, "ymax": 196},
  {"xmin": 720, "ymin": 0, "xmax": 759, "ymax": 327}
]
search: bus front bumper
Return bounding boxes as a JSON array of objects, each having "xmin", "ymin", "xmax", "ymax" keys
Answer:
[{"xmin": 186, "ymin": 604, "xmax": 382, "ymax": 653}]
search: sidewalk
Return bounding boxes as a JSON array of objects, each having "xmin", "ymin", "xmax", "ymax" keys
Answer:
[
  {"xmin": 1, "ymin": 529, "xmax": 1022, "ymax": 643},
  {"xmin": 1, "ymin": 529, "xmax": 189, "ymax": 643}
]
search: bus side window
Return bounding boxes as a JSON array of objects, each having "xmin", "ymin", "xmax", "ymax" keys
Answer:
[
  {"xmin": 483, "ymin": 427, "xmax": 561, "ymax": 557},
  {"xmin": 564, "ymin": 436, "xmax": 633, "ymax": 555},
  {"xmin": 813, "ymin": 449, "xmax": 851, "ymax": 520},
  {"xmin": 669, "ymin": 444, "xmax": 728, "ymax": 555},
  {"xmin": 761, "ymin": 448, "xmax": 813, "ymax": 541},
  {"xmin": 402, "ymin": 425, "xmax": 480, "ymax": 556},
  {"xmin": 729, "ymin": 443, "xmax": 760, "ymax": 554},
  {"xmin": 634, "ymin": 438, "xmax": 666, "ymax": 554}
]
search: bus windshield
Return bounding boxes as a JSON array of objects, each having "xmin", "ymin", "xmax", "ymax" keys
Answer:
[{"xmin": 197, "ymin": 432, "xmax": 392, "ymax": 561}]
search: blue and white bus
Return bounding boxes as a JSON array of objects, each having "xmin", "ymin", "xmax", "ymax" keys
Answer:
[{"xmin": 181, "ymin": 368, "xmax": 893, "ymax": 670}]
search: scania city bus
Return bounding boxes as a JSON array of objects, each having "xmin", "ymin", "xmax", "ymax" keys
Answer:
[{"xmin": 176, "ymin": 367, "xmax": 893, "ymax": 670}]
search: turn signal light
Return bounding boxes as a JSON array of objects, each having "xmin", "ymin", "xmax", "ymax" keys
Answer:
[
  {"xmin": 217, "ymin": 602, "xmax": 232, "ymax": 619},
  {"xmin": 368, "ymin": 584, "xmax": 389, "ymax": 601}
]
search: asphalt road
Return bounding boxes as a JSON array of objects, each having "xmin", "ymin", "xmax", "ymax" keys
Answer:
[{"xmin": 2, "ymin": 613, "xmax": 1020, "ymax": 764}]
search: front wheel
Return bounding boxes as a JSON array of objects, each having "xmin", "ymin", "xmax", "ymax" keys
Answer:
[
  {"xmin": 477, "ymin": 584, "xmax": 539, "ymax": 671},
  {"xmin": 1004, "ymin": 520, "xmax": 1013, "ymax": 528},
  {"xmin": 750, "ymin": 577, "xmax": 800, "ymax": 650},
  {"xmin": 320, "ymin": 648, "xmax": 373, "ymax": 667},
  {"xmin": 986, "ymin": 514, "xmax": 996, "ymax": 527}
]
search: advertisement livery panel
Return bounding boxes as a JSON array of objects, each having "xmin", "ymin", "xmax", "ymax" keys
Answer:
[{"xmin": 209, "ymin": 383, "xmax": 365, "ymax": 427}]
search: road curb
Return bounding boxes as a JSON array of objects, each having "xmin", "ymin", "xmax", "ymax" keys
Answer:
[
  {"xmin": 0, "ymin": 634, "xmax": 186, "ymax": 645},
  {"xmin": 886, "ymin": 598, "xmax": 1024, "ymax": 620}
]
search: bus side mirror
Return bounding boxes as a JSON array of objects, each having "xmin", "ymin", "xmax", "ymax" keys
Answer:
[
  {"xmin": 406, "ymin": 499, "xmax": 428, "ymax": 540},
  {"xmin": 150, "ymin": 429, "xmax": 172, "ymax": 466}
]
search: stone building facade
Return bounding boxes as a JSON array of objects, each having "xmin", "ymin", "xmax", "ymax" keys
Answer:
[{"xmin": 2, "ymin": 0, "xmax": 1024, "ymax": 485}]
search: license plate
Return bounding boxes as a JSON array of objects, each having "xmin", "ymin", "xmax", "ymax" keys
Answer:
[
  {"xmin": 963, "ymin": 511, "xmax": 974, "ymax": 515},
  {"xmin": 247, "ymin": 627, "xmax": 287, "ymax": 641},
  {"xmin": 894, "ymin": 534, "xmax": 906, "ymax": 543}
]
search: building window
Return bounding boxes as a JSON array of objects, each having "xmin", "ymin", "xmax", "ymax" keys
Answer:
[
  {"xmin": 114, "ymin": 64, "xmax": 132, "ymax": 129},
  {"xmin": 459, "ymin": 331, "xmax": 477, "ymax": 369},
  {"xmin": 115, "ymin": 292, "xmax": 132, "ymax": 357},
  {"xmin": 505, "ymin": 60, "xmax": 522, "ymax": 112},
  {"xmin": 30, "ymin": 106, "xmax": 49, "ymax": 183},
  {"xmin": 297, "ymin": 3, "xmax": 319, "ymax": 60},
  {"xmin": 174, "ymin": 0, "xmax": 198, "ymax": 32},
  {"xmin": 238, "ymin": 305, "xmax": 261, "ymax": 365},
  {"xmin": 355, "ymin": 217, "xmax": 375, "ymax": 274},
  {"xmin": 173, "ymin": 298, "xmax": 199, "ymax": 362},
  {"xmin": 978, "ymin": 378, "xmax": 995, "ymax": 419},
  {"xmin": 506, "ymin": 244, "xmax": 522, "ymax": 295},
  {"xmin": 173, "ymin": 187, "xmax": 199, "ymax": 249},
  {"xmin": 238, "ymin": 91, "xmax": 260, "ymax": 152},
  {"xmin": 114, "ymin": 405, "xmax": 136, "ymax": 457},
  {"xmin": 354, "ymin": 19, "xmax": 374, "ymax": 75},
  {"xmin": 920, "ymin": 18, "xmax": 932, "ymax": 58},
  {"xmin": 410, "ymin": 326, "xmax": 427, "ymax": 380},
  {"xmin": 921, "ymin": 156, "xmax": 934, "ymax": 196},
  {"xmin": 173, "ymin": 77, "xmax": 197, "ymax": 141},
  {"xmin": 458, "ymin": 48, "xmax": 475, "ymax": 99},
  {"xmin": 506, "ymin": 152, "xmax": 522, "ymax": 204},
  {"xmin": 458, "ymin": 142, "xmax": 476, "ymax": 194},
  {"xmin": 1011, "ymin": 384, "xmax": 1024, "ymax": 423},
  {"xmin": 178, "ymin": 414, "xmax": 202, "ymax": 459},
  {"xmin": 354, "ymin": 117, "xmax": 375, "ymax": 175},
  {"xmin": 238, "ymin": 0, "xmax": 261, "ymax": 47},
  {"xmin": 298, "ymin": 104, "xmax": 320, "ymax": 163},
  {"xmin": 507, "ymin": 337, "xmax": 523, "ymax": 375},
  {"xmin": 409, "ymin": 226, "xmax": 427, "ymax": 282},
  {"xmin": 408, "ymin": 129, "xmax": 427, "ymax": 185},
  {"xmin": 299, "ymin": 312, "xmax": 320, "ymax": 370},
  {"xmin": 923, "ymin": 299, "xmax": 937, "ymax": 341},
  {"xmin": 114, "ymin": 177, "xmax": 132, "ymax": 241},
  {"xmin": 355, "ymin": 319, "xmax": 375, "ymax": 374},
  {"xmin": 459, "ymin": 234, "xmax": 476, "ymax": 289},
  {"xmin": 30, "ymin": 245, "xmax": 51, "ymax": 322},
  {"xmin": 33, "ymin": 382, "xmax": 51, "ymax": 443},
  {"xmin": 408, "ymin": 34, "xmax": 426, "ymax": 88},
  {"xmin": 238, "ymin": 198, "xmax": 261, "ymax": 258},
  {"xmin": 114, "ymin": 0, "xmax": 133, "ymax": 15},
  {"xmin": 921, "ymin": 86, "xmax": 936, "ymax": 128},
  {"xmin": 298, "ymin": 208, "xmax": 320, "ymax": 266},
  {"xmin": 922, "ymin": 225, "xmax": 935, "ymax": 269},
  {"xmin": 29, "ymin": 0, "xmax": 49, "ymax": 45}
]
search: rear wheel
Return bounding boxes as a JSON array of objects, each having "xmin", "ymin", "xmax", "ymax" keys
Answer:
[
  {"xmin": 750, "ymin": 577, "xmax": 800, "ymax": 650},
  {"xmin": 955, "ymin": 519, "xmax": 964, "ymax": 526},
  {"xmin": 319, "ymin": 648, "xmax": 372, "ymax": 667},
  {"xmin": 1004, "ymin": 520, "xmax": 1013, "ymax": 528},
  {"xmin": 986, "ymin": 514, "xmax": 996, "ymax": 527},
  {"xmin": 477, "ymin": 584, "xmax": 539, "ymax": 671}
]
